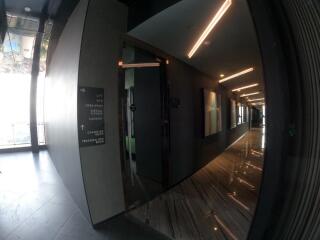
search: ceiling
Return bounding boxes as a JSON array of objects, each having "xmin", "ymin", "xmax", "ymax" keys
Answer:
[
  {"xmin": 4, "ymin": 0, "xmax": 62, "ymax": 18},
  {"xmin": 128, "ymin": 0, "xmax": 265, "ymax": 100},
  {"xmin": 119, "ymin": 0, "xmax": 182, "ymax": 30}
]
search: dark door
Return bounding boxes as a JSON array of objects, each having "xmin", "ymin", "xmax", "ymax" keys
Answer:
[{"xmin": 134, "ymin": 65, "xmax": 163, "ymax": 183}]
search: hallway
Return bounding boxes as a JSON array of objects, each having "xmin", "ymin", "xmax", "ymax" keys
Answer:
[{"xmin": 129, "ymin": 128, "xmax": 265, "ymax": 240}]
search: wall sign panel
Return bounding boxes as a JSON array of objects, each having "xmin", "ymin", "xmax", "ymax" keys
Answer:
[{"xmin": 78, "ymin": 86, "xmax": 105, "ymax": 147}]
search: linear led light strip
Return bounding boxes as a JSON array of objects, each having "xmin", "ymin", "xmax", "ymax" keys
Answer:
[
  {"xmin": 118, "ymin": 62, "xmax": 160, "ymax": 68},
  {"xmin": 219, "ymin": 67, "xmax": 254, "ymax": 83},
  {"xmin": 187, "ymin": 0, "xmax": 232, "ymax": 58},
  {"xmin": 240, "ymin": 92, "xmax": 260, "ymax": 97},
  {"xmin": 232, "ymin": 83, "xmax": 259, "ymax": 92},
  {"xmin": 251, "ymin": 149, "xmax": 264, "ymax": 156},
  {"xmin": 247, "ymin": 98, "xmax": 264, "ymax": 102},
  {"xmin": 252, "ymin": 102, "xmax": 265, "ymax": 105}
]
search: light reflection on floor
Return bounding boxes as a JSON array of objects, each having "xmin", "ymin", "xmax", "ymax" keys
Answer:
[{"xmin": 130, "ymin": 128, "xmax": 265, "ymax": 240}]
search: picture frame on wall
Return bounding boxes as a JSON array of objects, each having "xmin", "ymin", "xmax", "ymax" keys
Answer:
[
  {"xmin": 203, "ymin": 89, "xmax": 222, "ymax": 137},
  {"xmin": 230, "ymin": 99, "xmax": 237, "ymax": 129},
  {"xmin": 237, "ymin": 102, "xmax": 243, "ymax": 125}
]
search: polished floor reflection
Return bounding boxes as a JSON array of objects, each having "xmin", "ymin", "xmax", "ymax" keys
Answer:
[
  {"xmin": 0, "ymin": 151, "xmax": 170, "ymax": 240},
  {"xmin": 129, "ymin": 128, "xmax": 265, "ymax": 240}
]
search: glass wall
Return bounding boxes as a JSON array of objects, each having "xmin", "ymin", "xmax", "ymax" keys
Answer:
[
  {"xmin": 0, "ymin": 15, "xmax": 38, "ymax": 148},
  {"xmin": 37, "ymin": 22, "xmax": 52, "ymax": 145},
  {"xmin": 0, "ymin": 15, "xmax": 50, "ymax": 149}
]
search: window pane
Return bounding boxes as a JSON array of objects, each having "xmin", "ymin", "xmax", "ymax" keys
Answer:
[
  {"xmin": 37, "ymin": 21, "xmax": 52, "ymax": 145},
  {"xmin": 0, "ymin": 15, "xmax": 38, "ymax": 149}
]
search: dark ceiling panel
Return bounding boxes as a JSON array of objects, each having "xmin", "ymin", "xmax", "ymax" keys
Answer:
[
  {"xmin": 4, "ymin": 0, "xmax": 63, "ymax": 18},
  {"xmin": 129, "ymin": 0, "xmax": 264, "ymax": 96},
  {"xmin": 119, "ymin": 0, "xmax": 182, "ymax": 30},
  {"xmin": 5, "ymin": 0, "xmax": 47, "ymax": 16}
]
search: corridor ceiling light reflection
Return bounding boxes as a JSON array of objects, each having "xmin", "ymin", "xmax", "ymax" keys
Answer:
[
  {"xmin": 218, "ymin": 67, "xmax": 254, "ymax": 83},
  {"xmin": 240, "ymin": 92, "xmax": 260, "ymax": 97},
  {"xmin": 232, "ymin": 83, "xmax": 259, "ymax": 92},
  {"xmin": 187, "ymin": 0, "xmax": 232, "ymax": 58},
  {"xmin": 247, "ymin": 98, "xmax": 264, "ymax": 102}
]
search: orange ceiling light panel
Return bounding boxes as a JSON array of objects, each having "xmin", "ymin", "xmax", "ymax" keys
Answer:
[
  {"xmin": 240, "ymin": 92, "xmax": 260, "ymax": 97},
  {"xmin": 119, "ymin": 62, "xmax": 160, "ymax": 68},
  {"xmin": 187, "ymin": 0, "xmax": 232, "ymax": 58},
  {"xmin": 232, "ymin": 83, "xmax": 259, "ymax": 92},
  {"xmin": 219, "ymin": 67, "xmax": 254, "ymax": 83}
]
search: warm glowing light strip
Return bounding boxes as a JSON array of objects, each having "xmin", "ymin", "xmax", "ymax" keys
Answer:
[
  {"xmin": 247, "ymin": 98, "xmax": 265, "ymax": 102},
  {"xmin": 245, "ymin": 162, "xmax": 263, "ymax": 171},
  {"xmin": 214, "ymin": 215, "xmax": 239, "ymax": 240},
  {"xmin": 119, "ymin": 62, "xmax": 160, "ymax": 68},
  {"xmin": 232, "ymin": 83, "xmax": 259, "ymax": 92},
  {"xmin": 228, "ymin": 194, "xmax": 250, "ymax": 211},
  {"xmin": 218, "ymin": 67, "xmax": 254, "ymax": 83},
  {"xmin": 252, "ymin": 102, "xmax": 265, "ymax": 105},
  {"xmin": 187, "ymin": 0, "xmax": 232, "ymax": 58},
  {"xmin": 251, "ymin": 149, "xmax": 264, "ymax": 156},
  {"xmin": 237, "ymin": 177, "xmax": 255, "ymax": 189},
  {"xmin": 240, "ymin": 92, "xmax": 260, "ymax": 97}
]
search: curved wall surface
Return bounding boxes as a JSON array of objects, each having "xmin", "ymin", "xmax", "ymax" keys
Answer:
[
  {"xmin": 46, "ymin": 0, "xmax": 128, "ymax": 225},
  {"xmin": 248, "ymin": 0, "xmax": 320, "ymax": 239},
  {"xmin": 45, "ymin": 0, "xmax": 91, "ymax": 221},
  {"xmin": 78, "ymin": 0, "xmax": 128, "ymax": 225}
]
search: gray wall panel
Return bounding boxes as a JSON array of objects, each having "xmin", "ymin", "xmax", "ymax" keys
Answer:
[
  {"xmin": 78, "ymin": 0, "xmax": 127, "ymax": 224},
  {"xmin": 45, "ymin": 0, "xmax": 91, "ymax": 220}
]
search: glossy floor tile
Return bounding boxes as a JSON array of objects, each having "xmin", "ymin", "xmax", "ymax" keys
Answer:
[
  {"xmin": 129, "ymin": 128, "xmax": 265, "ymax": 240},
  {"xmin": 0, "ymin": 151, "xmax": 170, "ymax": 240}
]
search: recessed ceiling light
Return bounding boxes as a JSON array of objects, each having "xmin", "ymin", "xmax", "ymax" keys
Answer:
[
  {"xmin": 220, "ymin": 74, "xmax": 225, "ymax": 78},
  {"xmin": 232, "ymin": 83, "xmax": 259, "ymax": 92},
  {"xmin": 24, "ymin": 7, "xmax": 31, "ymax": 12},
  {"xmin": 187, "ymin": 0, "xmax": 232, "ymax": 58},
  {"xmin": 219, "ymin": 67, "xmax": 254, "ymax": 83},
  {"xmin": 240, "ymin": 92, "xmax": 260, "ymax": 97}
]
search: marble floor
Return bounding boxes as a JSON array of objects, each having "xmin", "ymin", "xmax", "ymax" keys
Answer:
[
  {"xmin": 129, "ymin": 128, "xmax": 265, "ymax": 240},
  {"xmin": 0, "ymin": 151, "xmax": 170, "ymax": 240},
  {"xmin": 0, "ymin": 128, "xmax": 264, "ymax": 240}
]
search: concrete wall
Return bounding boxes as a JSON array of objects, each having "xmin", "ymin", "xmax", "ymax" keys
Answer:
[
  {"xmin": 78, "ymin": 0, "xmax": 127, "ymax": 224},
  {"xmin": 45, "ymin": 0, "xmax": 91, "ymax": 220}
]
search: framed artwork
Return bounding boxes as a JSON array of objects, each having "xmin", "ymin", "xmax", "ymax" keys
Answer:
[
  {"xmin": 203, "ymin": 89, "xmax": 222, "ymax": 137},
  {"xmin": 230, "ymin": 99, "xmax": 237, "ymax": 129},
  {"xmin": 237, "ymin": 102, "xmax": 244, "ymax": 125}
]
